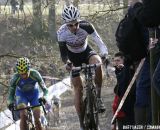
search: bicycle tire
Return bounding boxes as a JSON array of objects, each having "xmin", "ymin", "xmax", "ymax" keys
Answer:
[
  {"xmin": 26, "ymin": 112, "xmax": 36, "ymax": 130},
  {"xmin": 84, "ymin": 85, "xmax": 99, "ymax": 130}
]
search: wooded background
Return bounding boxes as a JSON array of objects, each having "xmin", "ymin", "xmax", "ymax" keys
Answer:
[{"xmin": 0, "ymin": 0, "xmax": 129, "ymax": 111}]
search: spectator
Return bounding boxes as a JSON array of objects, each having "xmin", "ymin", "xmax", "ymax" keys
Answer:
[
  {"xmin": 112, "ymin": 52, "xmax": 135, "ymax": 130},
  {"xmin": 134, "ymin": 57, "xmax": 152, "ymax": 126},
  {"xmin": 130, "ymin": 0, "xmax": 160, "ymax": 27},
  {"xmin": 129, "ymin": 0, "xmax": 160, "ymax": 125},
  {"xmin": 135, "ymin": 27, "xmax": 160, "ymax": 125}
]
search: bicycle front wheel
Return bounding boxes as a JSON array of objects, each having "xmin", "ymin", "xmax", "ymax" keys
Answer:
[{"xmin": 84, "ymin": 85, "xmax": 99, "ymax": 130}]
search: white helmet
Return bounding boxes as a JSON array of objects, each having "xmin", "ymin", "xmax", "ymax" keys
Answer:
[{"xmin": 62, "ymin": 5, "xmax": 80, "ymax": 23}]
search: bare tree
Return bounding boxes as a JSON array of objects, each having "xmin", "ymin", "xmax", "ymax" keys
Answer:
[
  {"xmin": 48, "ymin": 0, "xmax": 56, "ymax": 42},
  {"xmin": 32, "ymin": 0, "xmax": 42, "ymax": 36}
]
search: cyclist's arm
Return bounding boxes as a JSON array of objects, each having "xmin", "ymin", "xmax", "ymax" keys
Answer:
[
  {"xmin": 83, "ymin": 22, "xmax": 108, "ymax": 56},
  {"xmin": 31, "ymin": 70, "xmax": 48, "ymax": 97},
  {"xmin": 7, "ymin": 74, "xmax": 19, "ymax": 104},
  {"xmin": 90, "ymin": 30, "xmax": 108, "ymax": 57},
  {"xmin": 57, "ymin": 27, "xmax": 69, "ymax": 64},
  {"xmin": 58, "ymin": 41, "xmax": 69, "ymax": 64}
]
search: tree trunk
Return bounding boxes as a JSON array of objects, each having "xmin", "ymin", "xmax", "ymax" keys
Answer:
[
  {"xmin": 32, "ymin": 0, "xmax": 42, "ymax": 37},
  {"xmin": 48, "ymin": 0, "xmax": 56, "ymax": 43}
]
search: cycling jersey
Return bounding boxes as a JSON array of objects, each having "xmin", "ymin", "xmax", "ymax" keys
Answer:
[
  {"xmin": 7, "ymin": 68, "xmax": 48, "ymax": 104},
  {"xmin": 57, "ymin": 20, "xmax": 108, "ymax": 63}
]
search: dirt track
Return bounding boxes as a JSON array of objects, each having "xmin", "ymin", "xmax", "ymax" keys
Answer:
[{"xmin": 47, "ymin": 77, "xmax": 116, "ymax": 130}]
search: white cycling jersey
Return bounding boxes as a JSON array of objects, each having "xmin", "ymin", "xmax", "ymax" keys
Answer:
[{"xmin": 57, "ymin": 20, "xmax": 108, "ymax": 56}]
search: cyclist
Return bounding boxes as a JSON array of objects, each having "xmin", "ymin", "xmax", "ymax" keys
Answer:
[
  {"xmin": 7, "ymin": 57, "xmax": 49, "ymax": 130},
  {"xmin": 57, "ymin": 5, "xmax": 108, "ymax": 130}
]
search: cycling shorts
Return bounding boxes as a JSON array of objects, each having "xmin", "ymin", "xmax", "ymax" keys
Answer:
[
  {"xmin": 68, "ymin": 45, "xmax": 97, "ymax": 77},
  {"xmin": 15, "ymin": 88, "xmax": 40, "ymax": 107}
]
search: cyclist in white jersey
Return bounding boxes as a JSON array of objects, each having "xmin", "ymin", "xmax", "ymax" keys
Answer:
[{"xmin": 57, "ymin": 5, "xmax": 108, "ymax": 130}]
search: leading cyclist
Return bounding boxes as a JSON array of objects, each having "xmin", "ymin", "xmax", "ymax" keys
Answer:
[
  {"xmin": 57, "ymin": 5, "xmax": 108, "ymax": 130},
  {"xmin": 7, "ymin": 57, "xmax": 49, "ymax": 130}
]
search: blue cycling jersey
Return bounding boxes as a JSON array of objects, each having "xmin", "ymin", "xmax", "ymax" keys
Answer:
[
  {"xmin": 7, "ymin": 69, "xmax": 48, "ymax": 105},
  {"xmin": 16, "ymin": 76, "xmax": 38, "ymax": 92}
]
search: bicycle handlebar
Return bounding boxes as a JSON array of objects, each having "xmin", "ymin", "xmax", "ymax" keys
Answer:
[
  {"xmin": 71, "ymin": 63, "xmax": 102, "ymax": 72},
  {"xmin": 13, "ymin": 104, "xmax": 41, "ymax": 111},
  {"xmin": 11, "ymin": 98, "xmax": 47, "ymax": 121}
]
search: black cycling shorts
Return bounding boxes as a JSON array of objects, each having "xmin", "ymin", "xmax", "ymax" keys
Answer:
[{"xmin": 68, "ymin": 45, "xmax": 97, "ymax": 77}]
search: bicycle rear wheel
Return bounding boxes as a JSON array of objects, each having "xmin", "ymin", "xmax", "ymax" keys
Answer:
[{"xmin": 84, "ymin": 85, "xmax": 99, "ymax": 130}]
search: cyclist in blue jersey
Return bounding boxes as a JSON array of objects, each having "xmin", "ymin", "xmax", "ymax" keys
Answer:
[
  {"xmin": 57, "ymin": 5, "xmax": 108, "ymax": 130},
  {"xmin": 7, "ymin": 57, "xmax": 49, "ymax": 130}
]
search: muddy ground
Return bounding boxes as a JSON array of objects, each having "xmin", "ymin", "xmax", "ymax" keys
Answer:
[{"xmin": 46, "ymin": 76, "xmax": 116, "ymax": 130}]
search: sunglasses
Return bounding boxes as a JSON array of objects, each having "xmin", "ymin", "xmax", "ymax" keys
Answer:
[{"xmin": 67, "ymin": 22, "xmax": 79, "ymax": 27}]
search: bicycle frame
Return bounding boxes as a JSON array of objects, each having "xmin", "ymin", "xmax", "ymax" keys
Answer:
[{"xmin": 72, "ymin": 63, "xmax": 102, "ymax": 130}]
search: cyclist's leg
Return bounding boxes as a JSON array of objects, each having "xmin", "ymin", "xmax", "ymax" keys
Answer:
[
  {"xmin": 72, "ymin": 76, "xmax": 85, "ymax": 129},
  {"xmin": 68, "ymin": 46, "xmax": 93, "ymax": 129},
  {"xmin": 78, "ymin": 45, "xmax": 103, "ymax": 99},
  {"xmin": 30, "ymin": 89, "xmax": 44, "ymax": 130},
  {"xmin": 89, "ymin": 54, "xmax": 102, "ymax": 98},
  {"xmin": 15, "ymin": 90, "xmax": 28, "ymax": 130},
  {"xmin": 33, "ymin": 108, "xmax": 44, "ymax": 130},
  {"xmin": 89, "ymin": 54, "xmax": 106, "ymax": 112}
]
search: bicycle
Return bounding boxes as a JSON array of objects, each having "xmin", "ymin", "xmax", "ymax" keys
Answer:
[
  {"xmin": 11, "ymin": 98, "xmax": 47, "ymax": 130},
  {"xmin": 72, "ymin": 63, "xmax": 102, "ymax": 130}
]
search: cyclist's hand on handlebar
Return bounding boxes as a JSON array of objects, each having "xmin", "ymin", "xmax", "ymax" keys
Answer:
[
  {"xmin": 65, "ymin": 61, "xmax": 73, "ymax": 71},
  {"xmin": 39, "ymin": 97, "xmax": 47, "ymax": 104},
  {"xmin": 8, "ymin": 103, "xmax": 14, "ymax": 111},
  {"xmin": 39, "ymin": 97, "xmax": 51, "ymax": 111}
]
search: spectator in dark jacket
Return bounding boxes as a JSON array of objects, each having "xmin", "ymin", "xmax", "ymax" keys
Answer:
[
  {"xmin": 130, "ymin": 0, "xmax": 160, "ymax": 27},
  {"xmin": 130, "ymin": 0, "xmax": 160, "ymax": 126},
  {"xmin": 112, "ymin": 52, "xmax": 135, "ymax": 130}
]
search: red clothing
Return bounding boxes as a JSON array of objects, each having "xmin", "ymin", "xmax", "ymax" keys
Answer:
[{"xmin": 112, "ymin": 95, "xmax": 126, "ymax": 118}]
